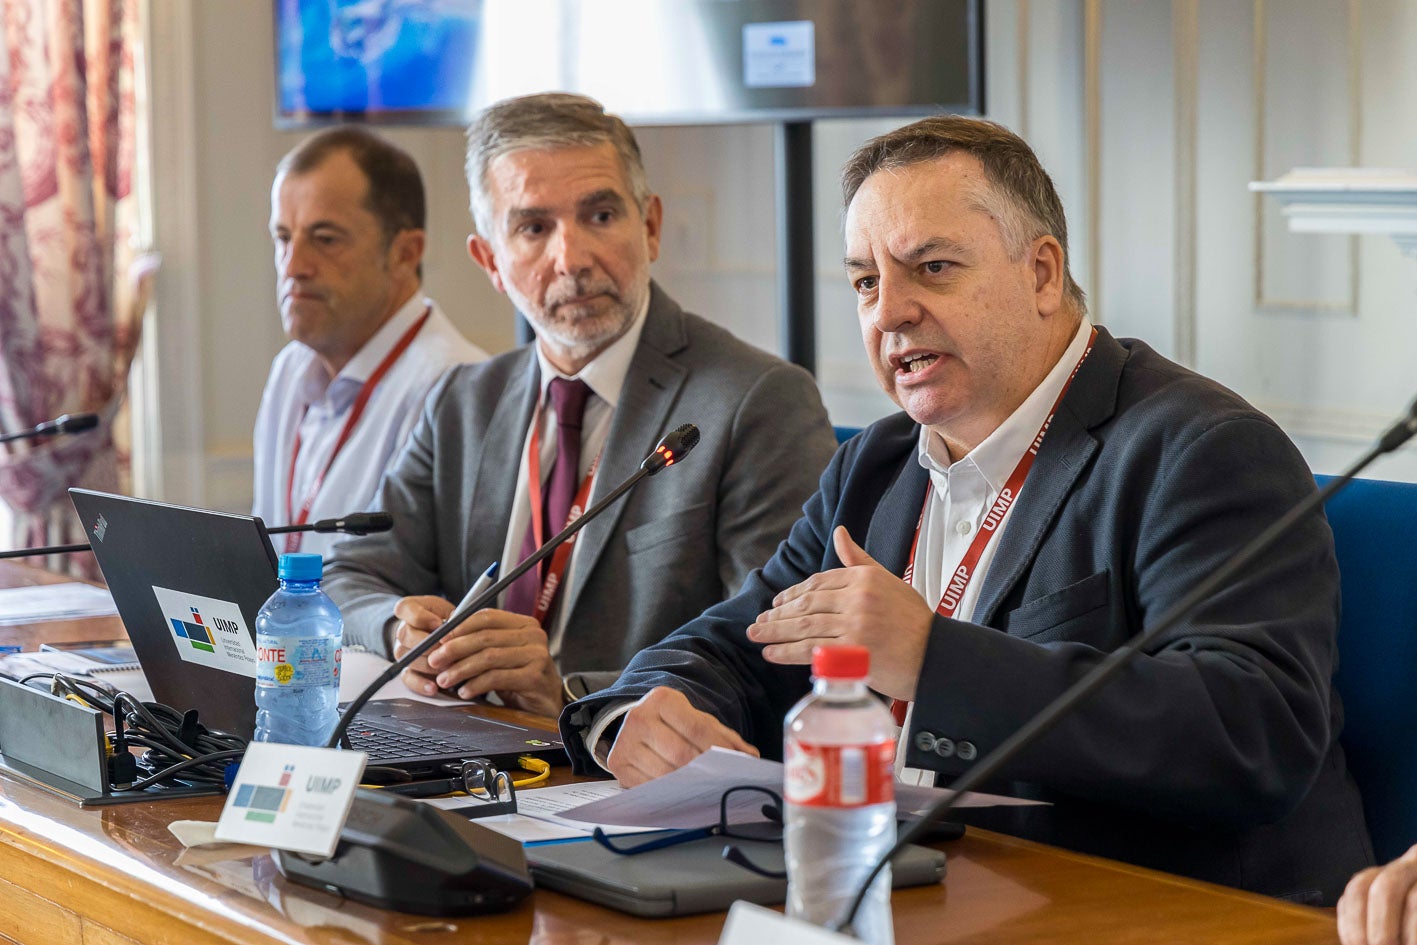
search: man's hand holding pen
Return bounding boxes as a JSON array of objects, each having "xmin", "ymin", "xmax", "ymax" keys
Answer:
[{"xmin": 391, "ymin": 561, "xmax": 567, "ymax": 718}]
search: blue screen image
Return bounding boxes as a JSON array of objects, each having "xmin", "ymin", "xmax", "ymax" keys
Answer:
[{"xmin": 277, "ymin": 0, "xmax": 482, "ymax": 116}]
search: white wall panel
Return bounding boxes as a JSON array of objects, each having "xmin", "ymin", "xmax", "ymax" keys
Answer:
[{"xmin": 147, "ymin": 0, "xmax": 1417, "ymax": 506}]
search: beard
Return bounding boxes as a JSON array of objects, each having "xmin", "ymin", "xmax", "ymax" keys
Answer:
[{"xmin": 511, "ymin": 273, "xmax": 649, "ymax": 366}]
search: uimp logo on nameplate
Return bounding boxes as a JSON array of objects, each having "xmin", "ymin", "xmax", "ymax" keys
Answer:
[
  {"xmin": 151, "ymin": 586, "xmax": 259, "ymax": 676},
  {"xmin": 215, "ymin": 742, "xmax": 366, "ymax": 858}
]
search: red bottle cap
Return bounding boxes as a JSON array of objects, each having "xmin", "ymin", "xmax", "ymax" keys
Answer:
[{"xmin": 811, "ymin": 644, "xmax": 869, "ymax": 679}]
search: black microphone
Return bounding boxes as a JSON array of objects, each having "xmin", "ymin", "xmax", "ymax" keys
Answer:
[
  {"xmin": 0, "ymin": 412, "xmax": 101, "ymax": 444},
  {"xmin": 266, "ymin": 511, "xmax": 394, "ymax": 536},
  {"xmin": 0, "ymin": 510, "xmax": 395, "ymax": 560},
  {"xmin": 831, "ymin": 396, "xmax": 1417, "ymax": 935},
  {"xmin": 327, "ymin": 422, "xmax": 702, "ymax": 750}
]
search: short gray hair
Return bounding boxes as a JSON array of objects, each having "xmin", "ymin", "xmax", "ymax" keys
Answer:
[
  {"xmin": 842, "ymin": 115, "xmax": 1086, "ymax": 314},
  {"xmin": 465, "ymin": 92, "xmax": 651, "ymax": 238}
]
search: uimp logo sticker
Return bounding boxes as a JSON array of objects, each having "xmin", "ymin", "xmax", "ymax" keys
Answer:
[{"xmin": 150, "ymin": 586, "xmax": 259, "ymax": 676}]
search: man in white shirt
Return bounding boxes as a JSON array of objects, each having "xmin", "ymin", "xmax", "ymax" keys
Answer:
[
  {"xmin": 562, "ymin": 115, "xmax": 1371, "ymax": 904},
  {"xmin": 252, "ymin": 127, "xmax": 486, "ymax": 560},
  {"xmin": 321, "ymin": 94, "xmax": 836, "ymax": 717}
]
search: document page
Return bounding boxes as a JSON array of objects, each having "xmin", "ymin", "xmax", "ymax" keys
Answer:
[
  {"xmin": 558, "ymin": 747, "xmax": 1047, "ymax": 830},
  {"xmin": 427, "ymin": 780, "xmax": 661, "ymax": 844}
]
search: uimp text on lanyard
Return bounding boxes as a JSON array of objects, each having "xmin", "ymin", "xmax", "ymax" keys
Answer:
[
  {"xmin": 521, "ymin": 397, "xmax": 601, "ymax": 625},
  {"xmin": 903, "ymin": 327, "xmax": 1098, "ymax": 619},
  {"xmin": 284, "ymin": 307, "xmax": 431, "ymax": 554},
  {"xmin": 890, "ymin": 328, "xmax": 1097, "ymax": 727}
]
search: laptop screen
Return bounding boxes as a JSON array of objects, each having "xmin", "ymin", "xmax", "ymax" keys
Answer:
[
  {"xmin": 66, "ymin": 490, "xmax": 569, "ymax": 769},
  {"xmin": 68, "ymin": 489, "xmax": 277, "ymax": 737}
]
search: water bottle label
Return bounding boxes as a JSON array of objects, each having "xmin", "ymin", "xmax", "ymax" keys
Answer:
[
  {"xmin": 785, "ymin": 739, "xmax": 894, "ymax": 808},
  {"xmin": 256, "ymin": 635, "xmax": 342, "ymax": 688}
]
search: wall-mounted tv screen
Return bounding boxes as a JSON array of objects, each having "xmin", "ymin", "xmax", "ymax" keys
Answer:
[{"xmin": 274, "ymin": 0, "xmax": 984, "ymax": 128}]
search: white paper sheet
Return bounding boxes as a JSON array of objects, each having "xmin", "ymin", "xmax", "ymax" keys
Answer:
[
  {"xmin": 0, "ymin": 583, "xmax": 117, "ymax": 625},
  {"xmin": 559, "ymin": 747, "xmax": 1047, "ymax": 830},
  {"xmin": 426, "ymin": 779, "xmax": 662, "ymax": 844}
]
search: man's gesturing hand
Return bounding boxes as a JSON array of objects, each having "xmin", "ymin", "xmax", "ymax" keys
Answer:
[
  {"xmin": 747, "ymin": 526, "xmax": 932, "ymax": 702},
  {"xmin": 605, "ymin": 687, "xmax": 759, "ymax": 788}
]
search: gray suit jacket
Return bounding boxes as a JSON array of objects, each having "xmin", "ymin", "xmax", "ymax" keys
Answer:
[{"xmin": 324, "ymin": 284, "xmax": 837, "ymax": 692}]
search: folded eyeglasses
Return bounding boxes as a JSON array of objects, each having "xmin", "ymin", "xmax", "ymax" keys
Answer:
[{"xmin": 591, "ymin": 785, "xmax": 787, "ymax": 879}]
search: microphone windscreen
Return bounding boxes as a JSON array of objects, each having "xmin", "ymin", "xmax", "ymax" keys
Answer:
[
  {"xmin": 642, "ymin": 423, "xmax": 700, "ymax": 473},
  {"xmin": 667, "ymin": 423, "xmax": 701, "ymax": 456},
  {"xmin": 339, "ymin": 512, "xmax": 394, "ymax": 535},
  {"xmin": 58, "ymin": 413, "xmax": 100, "ymax": 434},
  {"xmin": 353, "ymin": 512, "xmax": 394, "ymax": 534}
]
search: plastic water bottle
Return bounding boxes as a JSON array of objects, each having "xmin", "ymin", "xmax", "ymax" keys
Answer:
[
  {"xmin": 253, "ymin": 552, "xmax": 343, "ymax": 746},
  {"xmin": 784, "ymin": 645, "xmax": 896, "ymax": 945}
]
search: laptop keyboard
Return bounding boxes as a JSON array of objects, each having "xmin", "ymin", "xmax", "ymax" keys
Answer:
[{"xmin": 346, "ymin": 726, "xmax": 480, "ymax": 759}]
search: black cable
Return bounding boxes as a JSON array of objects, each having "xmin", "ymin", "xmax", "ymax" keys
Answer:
[
  {"xmin": 36, "ymin": 673, "xmax": 247, "ymax": 791},
  {"xmin": 125, "ymin": 749, "xmax": 245, "ymax": 791}
]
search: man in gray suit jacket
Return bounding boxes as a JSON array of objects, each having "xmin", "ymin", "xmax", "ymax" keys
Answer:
[
  {"xmin": 322, "ymin": 93, "xmax": 836, "ymax": 718},
  {"xmin": 566, "ymin": 115, "xmax": 1371, "ymax": 902}
]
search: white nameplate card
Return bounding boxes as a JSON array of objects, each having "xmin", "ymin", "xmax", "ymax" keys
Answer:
[
  {"xmin": 215, "ymin": 742, "xmax": 366, "ymax": 858},
  {"xmin": 719, "ymin": 902, "xmax": 857, "ymax": 945}
]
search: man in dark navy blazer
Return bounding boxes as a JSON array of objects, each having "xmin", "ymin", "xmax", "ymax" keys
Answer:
[{"xmin": 562, "ymin": 115, "xmax": 1373, "ymax": 904}]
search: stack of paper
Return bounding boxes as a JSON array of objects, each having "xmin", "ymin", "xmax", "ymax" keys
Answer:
[{"xmin": 0, "ymin": 583, "xmax": 118, "ymax": 626}]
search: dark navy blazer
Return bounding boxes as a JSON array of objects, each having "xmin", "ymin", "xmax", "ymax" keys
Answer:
[{"xmin": 564, "ymin": 327, "xmax": 1373, "ymax": 904}]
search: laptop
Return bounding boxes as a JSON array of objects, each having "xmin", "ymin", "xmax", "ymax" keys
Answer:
[
  {"xmin": 527, "ymin": 832, "xmax": 947, "ymax": 917},
  {"xmin": 67, "ymin": 489, "xmax": 565, "ymax": 773}
]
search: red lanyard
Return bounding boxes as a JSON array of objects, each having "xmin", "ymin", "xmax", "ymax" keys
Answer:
[
  {"xmin": 902, "ymin": 328, "xmax": 1097, "ymax": 619},
  {"xmin": 284, "ymin": 308, "xmax": 431, "ymax": 553},
  {"xmin": 520, "ymin": 399, "xmax": 601, "ymax": 624}
]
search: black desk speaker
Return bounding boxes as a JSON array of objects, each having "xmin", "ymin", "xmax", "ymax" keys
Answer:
[{"xmin": 273, "ymin": 788, "xmax": 532, "ymax": 916}]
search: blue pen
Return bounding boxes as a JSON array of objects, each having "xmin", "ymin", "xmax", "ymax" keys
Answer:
[
  {"xmin": 427, "ymin": 561, "xmax": 500, "ymax": 698},
  {"xmin": 453, "ymin": 560, "xmax": 500, "ymax": 616}
]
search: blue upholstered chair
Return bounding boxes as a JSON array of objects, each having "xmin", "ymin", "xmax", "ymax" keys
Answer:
[
  {"xmin": 1318, "ymin": 474, "xmax": 1417, "ymax": 863},
  {"xmin": 833, "ymin": 426, "xmax": 862, "ymax": 445}
]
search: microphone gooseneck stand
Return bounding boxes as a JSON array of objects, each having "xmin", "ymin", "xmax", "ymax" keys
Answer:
[
  {"xmin": 0, "ymin": 511, "xmax": 396, "ymax": 561},
  {"xmin": 0, "ymin": 412, "xmax": 101, "ymax": 444},
  {"xmin": 832, "ymin": 397, "xmax": 1417, "ymax": 935},
  {"xmin": 327, "ymin": 423, "xmax": 702, "ymax": 750}
]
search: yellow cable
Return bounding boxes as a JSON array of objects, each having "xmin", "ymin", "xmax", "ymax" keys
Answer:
[{"xmin": 511, "ymin": 755, "xmax": 550, "ymax": 788}]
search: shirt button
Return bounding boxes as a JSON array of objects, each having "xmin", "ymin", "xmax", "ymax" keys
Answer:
[{"xmin": 955, "ymin": 520, "xmax": 972, "ymax": 536}]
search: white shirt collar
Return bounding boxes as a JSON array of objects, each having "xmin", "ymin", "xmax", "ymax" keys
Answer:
[
  {"xmin": 916, "ymin": 318, "xmax": 1094, "ymax": 489},
  {"xmin": 336, "ymin": 292, "xmax": 431, "ymax": 384},
  {"xmin": 532, "ymin": 289, "xmax": 651, "ymax": 408}
]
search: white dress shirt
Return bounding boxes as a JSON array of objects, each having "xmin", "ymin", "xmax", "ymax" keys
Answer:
[
  {"xmin": 496, "ymin": 294, "xmax": 650, "ymax": 655},
  {"xmin": 896, "ymin": 318, "xmax": 1094, "ymax": 784},
  {"xmin": 252, "ymin": 294, "xmax": 487, "ymax": 561}
]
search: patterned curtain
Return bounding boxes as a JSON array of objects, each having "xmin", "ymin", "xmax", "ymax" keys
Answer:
[{"xmin": 0, "ymin": 0, "xmax": 142, "ymax": 569}]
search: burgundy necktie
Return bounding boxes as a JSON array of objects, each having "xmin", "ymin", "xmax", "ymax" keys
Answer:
[{"xmin": 504, "ymin": 377, "xmax": 592, "ymax": 618}]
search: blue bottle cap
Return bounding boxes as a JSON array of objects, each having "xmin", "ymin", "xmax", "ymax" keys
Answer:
[{"xmin": 278, "ymin": 552, "xmax": 323, "ymax": 582}]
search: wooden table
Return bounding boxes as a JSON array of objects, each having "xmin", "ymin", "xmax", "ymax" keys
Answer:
[{"xmin": 0, "ymin": 562, "xmax": 1340, "ymax": 945}]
